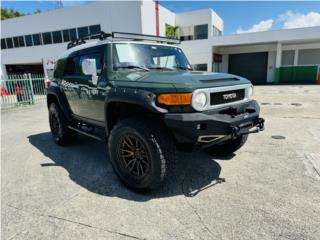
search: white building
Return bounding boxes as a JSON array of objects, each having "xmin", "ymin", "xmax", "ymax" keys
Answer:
[{"xmin": 1, "ymin": 1, "xmax": 320, "ymax": 84}]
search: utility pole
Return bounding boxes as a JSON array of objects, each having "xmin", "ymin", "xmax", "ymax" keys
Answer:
[
  {"xmin": 155, "ymin": 0, "xmax": 159, "ymax": 36},
  {"xmin": 56, "ymin": 0, "xmax": 63, "ymax": 9}
]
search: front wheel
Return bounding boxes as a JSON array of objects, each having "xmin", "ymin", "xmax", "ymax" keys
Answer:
[
  {"xmin": 206, "ymin": 135, "xmax": 248, "ymax": 156},
  {"xmin": 108, "ymin": 118, "xmax": 175, "ymax": 192}
]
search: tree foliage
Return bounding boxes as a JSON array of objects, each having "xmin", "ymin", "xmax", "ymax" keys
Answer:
[
  {"xmin": 1, "ymin": 8, "xmax": 42, "ymax": 20},
  {"xmin": 165, "ymin": 25, "xmax": 179, "ymax": 38}
]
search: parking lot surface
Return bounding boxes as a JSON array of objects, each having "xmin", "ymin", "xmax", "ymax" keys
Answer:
[{"xmin": 2, "ymin": 85, "xmax": 320, "ymax": 240}]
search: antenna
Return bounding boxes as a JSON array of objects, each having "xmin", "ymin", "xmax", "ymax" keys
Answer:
[{"xmin": 56, "ymin": 0, "xmax": 63, "ymax": 9}]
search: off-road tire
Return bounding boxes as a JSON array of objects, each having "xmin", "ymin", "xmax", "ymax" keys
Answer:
[
  {"xmin": 49, "ymin": 103, "xmax": 77, "ymax": 146},
  {"xmin": 206, "ymin": 135, "xmax": 248, "ymax": 156},
  {"xmin": 108, "ymin": 118, "xmax": 175, "ymax": 192}
]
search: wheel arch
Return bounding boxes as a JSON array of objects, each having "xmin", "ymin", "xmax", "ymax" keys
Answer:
[
  {"xmin": 104, "ymin": 88, "xmax": 167, "ymax": 133},
  {"xmin": 47, "ymin": 87, "xmax": 73, "ymax": 122},
  {"xmin": 105, "ymin": 100, "xmax": 163, "ymax": 134}
]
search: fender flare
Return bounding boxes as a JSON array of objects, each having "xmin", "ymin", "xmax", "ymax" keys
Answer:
[
  {"xmin": 104, "ymin": 87, "xmax": 167, "ymax": 132},
  {"xmin": 47, "ymin": 87, "xmax": 73, "ymax": 122}
]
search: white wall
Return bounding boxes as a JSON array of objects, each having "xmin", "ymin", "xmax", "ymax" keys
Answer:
[
  {"xmin": 140, "ymin": 1, "xmax": 175, "ymax": 36},
  {"xmin": 267, "ymin": 51, "xmax": 276, "ymax": 83},
  {"xmin": 180, "ymin": 39, "xmax": 213, "ymax": 71},
  {"xmin": 159, "ymin": 4, "xmax": 175, "ymax": 36},
  {"xmin": 141, "ymin": 1, "xmax": 156, "ymax": 35},
  {"xmin": 1, "ymin": 1, "xmax": 143, "ymax": 65},
  {"xmin": 210, "ymin": 9, "xmax": 223, "ymax": 33}
]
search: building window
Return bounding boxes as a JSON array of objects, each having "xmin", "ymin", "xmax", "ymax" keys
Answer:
[
  {"xmin": 89, "ymin": 25, "xmax": 101, "ymax": 39},
  {"xmin": 62, "ymin": 30, "xmax": 70, "ymax": 42},
  {"xmin": 69, "ymin": 28, "xmax": 77, "ymax": 41},
  {"xmin": 6, "ymin": 38, "xmax": 13, "ymax": 48},
  {"xmin": 78, "ymin": 26, "xmax": 89, "ymax": 39},
  {"xmin": 13, "ymin": 37, "xmax": 19, "ymax": 47},
  {"xmin": 298, "ymin": 49, "xmax": 320, "ymax": 65},
  {"xmin": 281, "ymin": 50, "xmax": 294, "ymax": 66},
  {"xmin": 213, "ymin": 26, "xmax": 222, "ymax": 36},
  {"xmin": 25, "ymin": 35, "xmax": 33, "ymax": 46},
  {"xmin": 42, "ymin": 32, "xmax": 52, "ymax": 45},
  {"xmin": 18, "ymin": 36, "xmax": 25, "ymax": 47},
  {"xmin": 52, "ymin": 31, "xmax": 62, "ymax": 43},
  {"xmin": 194, "ymin": 64, "xmax": 207, "ymax": 71},
  {"xmin": 180, "ymin": 36, "xmax": 193, "ymax": 41},
  {"xmin": 179, "ymin": 26, "xmax": 194, "ymax": 41},
  {"xmin": 194, "ymin": 24, "xmax": 208, "ymax": 40},
  {"xmin": 32, "ymin": 34, "xmax": 41, "ymax": 45},
  {"xmin": 1, "ymin": 39, "xmax": 6, "ymax": 49}
]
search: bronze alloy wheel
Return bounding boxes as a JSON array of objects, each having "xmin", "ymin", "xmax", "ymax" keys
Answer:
[{"xmin": 116, "ymin": 134, "xmax": 150, "ymax": 178}]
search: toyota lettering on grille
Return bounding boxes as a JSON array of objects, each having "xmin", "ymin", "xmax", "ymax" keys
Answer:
[{"xmin": 222, "ymin": 92, "xmax": 237, "ymax": 100}]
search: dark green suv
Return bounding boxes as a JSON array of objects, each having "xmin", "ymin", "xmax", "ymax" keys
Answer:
[{"xmin": 47, "ymin": 32, "xmax": 264, "ymax": 191}]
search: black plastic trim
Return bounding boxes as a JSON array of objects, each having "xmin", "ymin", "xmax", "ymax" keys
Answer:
[
  {"xmin": 46, "ymin": 86, "xmax": 73, "ymax": 122},
  {"xmin": 164, "ymin": 100, "xmax": 262, "ymax": 144}
]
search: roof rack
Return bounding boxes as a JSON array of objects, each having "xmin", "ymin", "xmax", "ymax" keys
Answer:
[
  {"xmin": 67, "ymin": 31, "xmax": 180, "ymax": 49},
  {"xmin": 111, "ymin": 32, "xmax": 180, "ymax": 44},
  {"xmin": 67, "ymin": 31, "xmax": 112, "ymax": 49}
]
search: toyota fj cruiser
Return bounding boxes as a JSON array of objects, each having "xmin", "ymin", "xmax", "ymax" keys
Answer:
[{"xmin": 47, "ymin": 32, "xmax": 264, "ymax": 191}]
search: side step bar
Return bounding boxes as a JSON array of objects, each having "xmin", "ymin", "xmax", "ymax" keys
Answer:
[{"xmin": 68, "ymin": 126, "xmax": 105, "ymax": 142}]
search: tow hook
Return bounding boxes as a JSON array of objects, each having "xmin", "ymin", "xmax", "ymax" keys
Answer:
[{"xmin": 231, "ymin": 118, "xmax": 265, "ymax": 137}]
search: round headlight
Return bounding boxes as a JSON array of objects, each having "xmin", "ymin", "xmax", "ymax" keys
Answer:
[
  {"xmin": 248, "ymin": 85, "xmax": 254, "ymax": 99},
  {"xmin": 192, "ymin": 91, "xmax": 207, "ymax": 111}
]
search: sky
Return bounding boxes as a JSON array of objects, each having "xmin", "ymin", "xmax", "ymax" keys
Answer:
[{"xmin": 1, "ymin": 1, "xmax": 320, "ymax": 35}]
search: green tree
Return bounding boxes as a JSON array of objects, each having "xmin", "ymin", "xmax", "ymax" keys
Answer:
[
  {"xmin": 1, "ymin": 8, "xmax": 25, "ymax": 20},
  {"xmin": 1, "ymin": 8, "xmax": 43, "ymax": 20},
  {"xmin": 165, "ymin": 25, "xmax": 179, "ymax": 39}
]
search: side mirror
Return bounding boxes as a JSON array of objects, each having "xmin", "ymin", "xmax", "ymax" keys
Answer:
[{"xmin": 81, "ymin": 59, "xmax": 98, "ymax": 85}]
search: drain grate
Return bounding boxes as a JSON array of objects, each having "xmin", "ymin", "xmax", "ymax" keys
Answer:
[{"xmin": 271, "ymin": 135, "xmax": 286, "ymax": 140}]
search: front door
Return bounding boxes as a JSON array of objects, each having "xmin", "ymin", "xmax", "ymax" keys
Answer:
[{"xmin": 61, "ymin": 45, "xmax": 106, "ymax": 122}]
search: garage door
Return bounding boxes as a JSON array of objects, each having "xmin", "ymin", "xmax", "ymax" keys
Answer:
[{"xmin": 229, "ymin": 52, "xmax": 268, "ymax": 85}]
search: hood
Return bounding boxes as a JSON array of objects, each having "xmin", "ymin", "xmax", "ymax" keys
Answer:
[{"xmin": 110, "ymin": 70, "xmax": 251, "ymax": 92}]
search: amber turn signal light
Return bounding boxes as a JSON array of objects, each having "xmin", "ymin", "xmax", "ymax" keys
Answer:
[{"xmin": 157, "ymin": 93, "xmax": 192, "ymax": 106}]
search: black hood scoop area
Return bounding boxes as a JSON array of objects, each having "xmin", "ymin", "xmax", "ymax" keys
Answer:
[{"xmin": 199, "ymin": 77, "xmax": 240, "ymax": 83}]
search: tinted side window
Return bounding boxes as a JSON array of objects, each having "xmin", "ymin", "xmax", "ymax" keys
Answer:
[
  {"xmin": 64, "ymin": 56, "xmax": 80, "ymax": 76},
  {"xmin": 194, "ymin": 24, "xmax": 208, "ymax": 40},
  {"xmin": 1, "ymin": 39, "xmax": 6, "ymax": 49},
  {"xmin": 69, "ymin": 29, "xmax": 77, "ymax": 41},
  {"xmin": 18, "ymin": 36, "xmax": 25, "ymax": 47},
  {"xmin": 25, "ymin": 35, "xmax": 33, "ymax": 46},
  {"xmin": 6, "ymin": 38, "xmax": 13, "ymax": 48},
  {"xmin": 42, "ymin": 32, "xmax": 52, "ymax": 45},
  {"xmin": 63, "ymin": 30, "xmax": 70, "ymax": 42},
  {"xmin": 54, "ymin": 59, "xmax": 66, "ymax": 78},
  {"xmin": 52, "ymin": 31, "xmax": 62, "ymax": 43},
  {"xmin": 32, "ymin": 34, "xmax": 41, "ymax": 45},
  {"xmin": 13, "ymin": 37, "xmax": 19, "ymax": 47},
  {"xmin": 78, "ymin": 27, "xmax": 89, "ymax": 39}
]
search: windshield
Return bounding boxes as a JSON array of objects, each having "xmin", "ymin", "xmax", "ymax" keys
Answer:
[{"xmin": 113, "ymin": 43, "xmax": 191, "ymax": 71}]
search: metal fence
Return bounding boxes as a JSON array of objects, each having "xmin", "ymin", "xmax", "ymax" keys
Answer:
[{"xmin": 0, "ymin": 74, "xmax": 46, "ymax": 109}]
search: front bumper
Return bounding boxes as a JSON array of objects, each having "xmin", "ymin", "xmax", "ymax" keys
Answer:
[{"xmin": 164, "ymin": 100, "xmax": 264, "ymax": 146}]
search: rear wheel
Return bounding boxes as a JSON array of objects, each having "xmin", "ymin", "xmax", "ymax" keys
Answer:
[
  {"xmin": 49, "ymin": 103, "xmax": 77, "ymax": 145},
  {"xmin": 206, "ymin": 135, "xmax": 248, "ymax": 156},
  {"xmin": 108, "ymin": 118, "xmax": 175, "ymax": 192}
]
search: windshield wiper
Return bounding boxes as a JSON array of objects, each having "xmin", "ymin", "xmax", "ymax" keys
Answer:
[
  {"xmin": 175, "ymin": 66, "xmax": 193, "ymax": 71},
  {"xmin": 148, "ymin": 66, "xmax": 174, "ymax": 71},
  {"xmin": 115, "ymin": 65, "xmax": 150, "ymax": 72}
]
